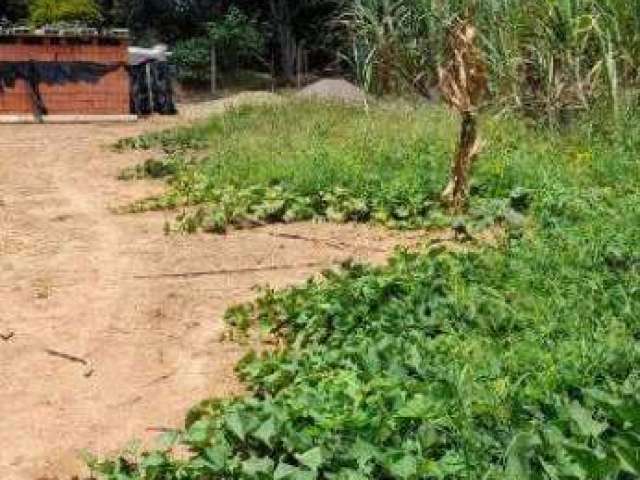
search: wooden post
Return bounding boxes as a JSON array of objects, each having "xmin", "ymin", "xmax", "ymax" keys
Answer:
[
  {"xmin": 270, "ymin": 51, "xmax": 276, "ymax": 92},
  {"xmin": 210, "ymin": 44, "xmax": 217, "ymax": 95},
  {"xmin": 145, "ymin": 62, "xmax": 154, "ymax": 112}
]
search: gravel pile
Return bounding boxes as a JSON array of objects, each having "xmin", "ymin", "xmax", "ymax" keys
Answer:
[{"xmin": 297, "ymin": 79, "xmax": 367, "ymax": 105}]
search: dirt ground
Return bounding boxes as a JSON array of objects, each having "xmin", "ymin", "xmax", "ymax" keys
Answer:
[{"xmin": 0, "ymin": 98, "xmax": 424, "ymax": 479}]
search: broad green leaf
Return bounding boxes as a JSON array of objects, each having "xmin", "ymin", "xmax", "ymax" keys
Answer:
[
  {"xmin": 274, "ymin": 462, "xmax": 316, "ymax": 480},
  {"xmin": 185, "ymin": 419, "xmax": 210, "ymax": 444},
  {"xmin": 252, "ymin": 417, "xmax": 277, "ymax": 447},
  {"xmin": 295, "ymin": 447, "xmax": 324, "ymax": 471},
  {"xmin": 335, "ymin": 468, "xmax": 368, "ymax": 480},
  {"xmin": 539, "ymin": 458, "xmax": 561, "ymax": 480},
  {"xmin": 567, "ymin": 401, "xmax": 608, "ymax": 438},
  {"xmin": 505, "ymin": 432, "xmax": 541, "ymax": 479},
  {"xmin": 203, "ymin": 444, "xmax": 231, "ymax": 471},
  {"xmin": 396, "ymin": 394, "xmax": 429, "ymax": 419},
  {"xmin": 436, "ymin": 451, "xmax": 466, "ymax": 476},
  {"xmin": 274, "ymin": 462, "xmax": 299, "ymax": 479},
  {"xmin": 225, "ymin": 411, "xmax": 246, "ymax": 441},
  {"xmin": 614, "ymin": 441, "xmax": 640, "ymax": 475},
  {"xmin": 241, "ymin": 455, "xmax": 274, "ymax": 476},
  {"xmin": 389, "ymin": 455, "xmax": 417, "ymax": 479},
  {"xmin": 349, "ymin": 438, "xmax": 378, "ymax": 468}
]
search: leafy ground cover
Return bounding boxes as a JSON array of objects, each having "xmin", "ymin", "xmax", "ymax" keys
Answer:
[
  {"xmin": 95, "ymin": 103, "xmax": 640, "ymax": 479},
  {"xmin": 116, "ymin": 100, "xmax": 528, "ymax": 233}
]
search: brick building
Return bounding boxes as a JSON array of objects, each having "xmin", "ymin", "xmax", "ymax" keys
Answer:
[{"xmin": 0, "ymin": 31, "xmax": 132, "ymax": 121}]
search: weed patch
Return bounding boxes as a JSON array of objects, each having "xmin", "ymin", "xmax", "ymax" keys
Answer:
[
  {"xmin": 94, "ymin": 103, "xmax": 640, "ymax": 479},
  {"xmin": 116, "ymin": 101, "xmax": 469, "ymax": 231}
]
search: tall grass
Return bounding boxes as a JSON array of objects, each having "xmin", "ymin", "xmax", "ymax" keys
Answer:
[
  {"xmin": 119, "ymin": 101, "xmax": 466, "ymax": 232},
  {"xmin": 341, "ymin": 0, "xmax": 640, "ymax": 120}
]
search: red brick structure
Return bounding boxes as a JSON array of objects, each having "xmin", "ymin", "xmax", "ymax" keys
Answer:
[{"xmin": 0, "ymin": 34, "xmax": 130, "ymax": 116}]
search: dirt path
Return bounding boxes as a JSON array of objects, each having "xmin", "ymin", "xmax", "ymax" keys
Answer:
[{"xmin": 0, "ymin": 102, "xmax": 418, "ymax": 479}]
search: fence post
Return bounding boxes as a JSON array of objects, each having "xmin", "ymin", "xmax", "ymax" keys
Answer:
[
  {"xmin": 296, "ymin": 45, "xmax": 302, "ymax": 89},
  {"xmin": 145, "ymin": 62, "xmax": 154, "ymax": 112}
]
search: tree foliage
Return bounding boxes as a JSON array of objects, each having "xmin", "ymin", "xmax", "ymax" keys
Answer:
[
  {"xmin": 171, "ymin": 37, "xmax": 212, "ymax": 85},
  {"xmin": 29, "ymin": 0, "xmax": 102, "ymax": 25},
  {"xmin": 208, "ymin": 7, "xmax": 264, "ymax": 69},
  {"xmin": 170, "ymin": 7, "xmax": 264, "ymax": 85}
]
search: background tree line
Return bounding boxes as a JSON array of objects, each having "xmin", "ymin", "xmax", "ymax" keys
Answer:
[
  {"xmin": 3, "ymin": 0, "xmax": 640, "ymax": 122},
  {"xmin": 1, "ymin": 0, "xmax": 341, "ymax": 85}
]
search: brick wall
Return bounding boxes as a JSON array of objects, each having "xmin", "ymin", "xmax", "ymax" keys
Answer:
[{"xmin": 0, "ymin": 36, "xmax": 130, "ymax": 115}]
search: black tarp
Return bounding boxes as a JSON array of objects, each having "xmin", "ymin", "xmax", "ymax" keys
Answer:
[
  {"xmin": 128, "ymin": 61, "xmax": 176, "ymax": 116},
  {"xmin": 128, "ymin": 62, "xmax": 152, "ymax": 115}
]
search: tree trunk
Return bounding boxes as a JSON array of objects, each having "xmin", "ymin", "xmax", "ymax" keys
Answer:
[
  {"xmin": 278, "ymin": 23, "xmax": 296, "ymax": 83},
  {"xmin": 210, "ymin": 44, "xmax": 217, "ymax": 95},
  {"xmin": 270, "ymin": 0, "xmax": 297, "ymax": 84},
  {"xmin": 442, "ymin": 111, "xmax": 479, "ymax": 211}
]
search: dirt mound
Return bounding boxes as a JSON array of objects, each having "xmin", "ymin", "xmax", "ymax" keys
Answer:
[{"xmin": 297, "ymin": 79, "xmax": 367, "ymax": 104}]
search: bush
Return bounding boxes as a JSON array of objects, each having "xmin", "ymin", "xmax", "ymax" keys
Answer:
[
  {"xmin": 29, "ymin": 0, "xmax": 101, "ymax": 25},
  {"xmin": 171, "ymin": 37, "xmax": 212, "ymax": 85},
  {"xmin": 208, "ymin": 6, "xmax": 264, "ymax": 71},
  {"xmin": 171, "ymin": 7, "xmax": 264, "ymax": 86}
]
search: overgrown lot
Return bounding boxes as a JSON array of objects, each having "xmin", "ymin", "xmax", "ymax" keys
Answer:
[
  {"xmin": 96, "ymin": 102, "xmax": 640, "ymax": 479},
  {"xmin": 117, "ymin": 100, "xmax": 531, "ymax": 233}
]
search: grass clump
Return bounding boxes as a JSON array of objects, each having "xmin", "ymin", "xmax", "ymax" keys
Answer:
[
  {"xmin": 116, "ymin": 100, "xmax": 542, "ymax": 233},
  {"xmin": 117, "ymin": 100, "xmax": 460, "ymax": 231},
  {"xmin": 92, "ymin": 107, "xmax": 640, "ymax": 479}
]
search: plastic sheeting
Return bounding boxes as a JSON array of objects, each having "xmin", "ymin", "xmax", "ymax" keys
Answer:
[
  {"xmin": 128, "ymin": 61, "xmax": 176, "ymax": 116},
  {"xmin": 128, "ymin": 45, "xmax": 168, "ymax": 65}
]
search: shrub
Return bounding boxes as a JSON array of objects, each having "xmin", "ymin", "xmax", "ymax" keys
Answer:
[
  {"xmin": 171, "ymin": 37, "xmax": 212, "ymax": 85},
  {"xmin": 171, "ymin": 7, "xmax": 264, "ymax": 86},
  {"xmin": 29, "ymin": 0, "xmax": 101, "ymax": 25}
]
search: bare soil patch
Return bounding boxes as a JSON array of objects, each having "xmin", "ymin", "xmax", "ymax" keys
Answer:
[{"xmin": 0, "ymin": 97, "xmax": 421, "ymax": 479}]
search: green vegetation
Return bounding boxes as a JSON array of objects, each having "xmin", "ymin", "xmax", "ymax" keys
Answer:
[
  {"xmin": 29, "ymin": 0, "xmax": 101, "ymax": 25},
  {"xmin": 5, "ymin": 0, "xmax": 639, "ymax": 477},
  {"xmin": 6, "ymin": 0, "xmax": 640, "ymax": 121},
  {"xmin": 342, "ymin": 0, "xmax": 640, "ymax": 120},
  {"xmin": 170, "ymin": 38, "xmax": 214, "ymax": 85},
  {"xmin": 117, "ymin": 100, "xmax": 524, "ymax": 233},
  {"xmin": 95, "ymin": 101, "xmax": 640, "ymax": 479},
  {"xmin": 171, "ymin": 7, "xmax": 264, "ymax": 86}
]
